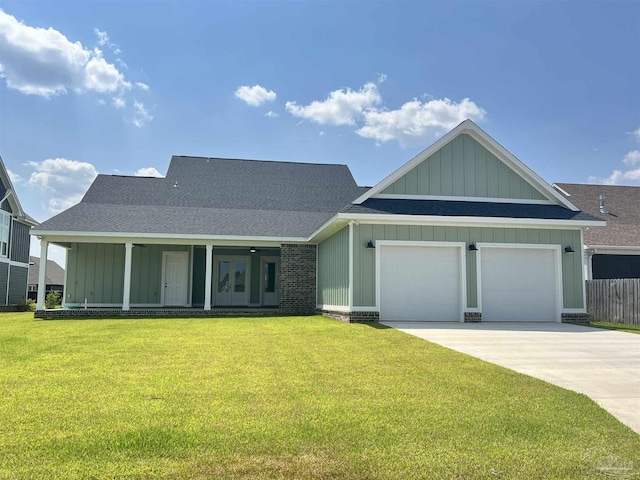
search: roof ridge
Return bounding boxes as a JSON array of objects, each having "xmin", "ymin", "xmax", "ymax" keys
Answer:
[{"xmin": 170, "ymin": 155, "xmax": 349, "ymax": 168}]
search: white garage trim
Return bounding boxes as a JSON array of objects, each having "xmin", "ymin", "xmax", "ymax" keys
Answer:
[
  {"xmin": 476, "ymin": 243, "xmax": 563, "ymax": 322},
  {"xmin": 375, "ymin": 241, "xmax": 467, "ymax": 322}
]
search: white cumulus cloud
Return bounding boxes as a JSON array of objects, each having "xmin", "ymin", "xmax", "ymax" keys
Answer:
[
  {"xmin": 131, "ymin": 101, "xmax": 153, "ymax": 127},
  {"xmin": 26, "ymin": 158, "xmax": 98, "ymax": 212},
  {"xmin": 235, "ymin": 84, "xmax": 276, "ymax": 106},
  {"xmin": 264, "ymin": 110, "xmax": 279, "ymax": 118},
  {"xmin": 632, "ymin": 127, "xmax": 640, "ymax": 142},
  {"xmin": 285, "ymin": 82, "xmax": 381, "ymax": 126},
  {"xmin": 135, "ymin": 81, "xmax": 149, "ymax": 90},
  {"xmin": 0, "ymin": 10, "xmax": 130, "ymax": 97},
  {"xmin": 623, "ymin": 150, "xmax": 640, "ymax": 166},
  {"xmin": 357, "ymin": 97, "xmax": 487, "ymax": 146},
  {"xmin": 134, "ymin": 167, "xmax": 163, "ymax": 177}
]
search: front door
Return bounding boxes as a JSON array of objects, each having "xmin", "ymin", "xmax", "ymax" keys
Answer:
[
  {"xmin": 261, "ymin": 257, "xmax": 279, "ymax": 306},
  {"xmin": 215, "ymin": 256, "xmax": 250, "ymax": 306},
  {"xmin": 162, "ymin": 251, "xmax": 189, "ymax": 306}
]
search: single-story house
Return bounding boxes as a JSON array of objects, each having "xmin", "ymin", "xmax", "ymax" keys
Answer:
[
  {"xmin": 0, "ymin": 157, "xmax": 37, "ymax": 308},
  {"xmin": 27, "ymin": 256, "xmax": 65, "ymax": 301},
  {"xmin": 31, "ymin": 120, "xmax": 605, "ymax": 322},
  {"xmin": 553, "ymin": 183, "xmax": 640, "ymax": 279}
]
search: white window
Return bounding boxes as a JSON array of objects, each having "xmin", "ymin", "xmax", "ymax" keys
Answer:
[
  {"xmin": 0, "ymin": 212, "xmax": 9, "ymax": 257},
  {"xmin": 28, "ymin": 285, "xmax": 38, "ymax": 292}
]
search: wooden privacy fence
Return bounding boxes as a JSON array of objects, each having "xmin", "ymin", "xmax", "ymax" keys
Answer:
[{"xmin": 586, "ymin": 278, "xmax": 640, "ymax": 325}]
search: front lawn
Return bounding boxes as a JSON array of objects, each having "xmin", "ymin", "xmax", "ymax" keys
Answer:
[
  {"xmin": 1, "ymin": 313, "xmax": 638, "ymax": 479},
  {"xmin": 590, "ymin": 321, "xmax": 640, "ymax": 334}
]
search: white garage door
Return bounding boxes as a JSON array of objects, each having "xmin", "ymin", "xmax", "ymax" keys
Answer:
[
  {"xmin": 480, "ymin": 247, "xmax": 559, "ymax": 322},
  {"xmin": 379, "ymin": 245, "xmax": 462, "ymax": 322}
]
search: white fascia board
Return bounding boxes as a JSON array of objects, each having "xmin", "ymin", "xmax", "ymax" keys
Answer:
[
  {"xmin": 352, "ymin": 120, "xmax": 580, "ymax": 212},
  {"xmin": 336, "ymin": 212, "xmax": 606, "ymax": 229},
  {"xmin": 0, "ymin": 157, "xmax": 27, "ymax": 219},
  {"xmin": 586, "ymin": 245, "xmax": 640, "ymax": 255},
  {"xmin": 551, "ymin": 183, "xmax": 572, "ymax": 197},
  {"xmin": 29, "ymin": 230, "xmax": 306, "ymax": 246}
]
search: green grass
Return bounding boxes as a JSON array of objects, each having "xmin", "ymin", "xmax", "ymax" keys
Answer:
[
  {"xmin": 0, "ymin": 313, "xmax": 638, "ymax": 479},
  {"xmin": 589, "ymin": 321, "xmax": 640, "ymax": 334}
]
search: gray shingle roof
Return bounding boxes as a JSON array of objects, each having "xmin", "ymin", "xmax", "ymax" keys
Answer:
[
  {"xmin": 554, "ymin": 183, "xmax": 640, "ymax": 247},
  {"xmin": 28, "ymin": 256, "xmax": 65, "ymax": 286},
  {"xmin": 35, "ymin": 157, "xmax": 368, "ymax": 238},
  {"xmin": 343, "ymin": 198, "xmax": 600, "ymax": 221}
]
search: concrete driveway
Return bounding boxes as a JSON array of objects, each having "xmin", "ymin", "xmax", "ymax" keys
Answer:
[{"xmin": 382, "ymin": 321, "xmax": 640, "ymax": 433}]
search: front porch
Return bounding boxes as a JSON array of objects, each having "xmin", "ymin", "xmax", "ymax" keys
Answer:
[{"xmin": 35, "ymin": 240, "xmax": 316, "ymax": 315}]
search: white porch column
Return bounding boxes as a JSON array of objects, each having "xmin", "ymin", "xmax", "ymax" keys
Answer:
[
  {"xmin": 123, "ymin": 242, "xmax": 133, "ymax": 311},
  {"xmin": 36, "ymin": 239, "xmax": 48, "ymax": 310},
  {"xmin": 204, "ymin": 244, "xmax": 213, "ymax": 310}
]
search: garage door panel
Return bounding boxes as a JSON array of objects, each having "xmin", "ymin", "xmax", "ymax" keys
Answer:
[
  {"xmin": 379, "ymin": 245, "xmax": 461, "ymax": 322},
  {"xmin": 481, "ymin": 247, "xmax": 558, "ymax": 322}
]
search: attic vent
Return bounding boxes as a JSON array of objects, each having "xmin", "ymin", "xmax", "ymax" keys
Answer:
[
  {"xmin": 173, "ymin": 181, "xmax": 179, "ymax": 188},
  {"xmin": 599, "ymin": 194, "xmax": 608, "ymax": 214}
]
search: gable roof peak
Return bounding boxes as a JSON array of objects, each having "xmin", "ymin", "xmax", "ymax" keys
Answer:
[{"xmin": 352, "ymin": 121, "xmax": 580, "ymax": 212}]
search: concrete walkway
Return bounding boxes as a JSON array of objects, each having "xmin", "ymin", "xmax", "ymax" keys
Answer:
[{"xmin": 382, "ymin": 321, "xmax": 640, "ymax": 434}]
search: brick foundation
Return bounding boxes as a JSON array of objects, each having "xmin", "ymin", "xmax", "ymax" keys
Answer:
[
  {"xmin": 318, "ymin": 309, "xmax": 379, "ymax": 323},
  {"xmin": 279, "ymin": 244, "xmax": 317, "ymax": 315},
  {"xmin": 561, "ymin": 312, "xmax": 590, "ymax": 325},
  {"xmin": 34, "ymin": 308, "xmax": 279, "ymax": 319},
  {"xmin": 464, "ymin": 312, "xmax": 482, "ymax": 322},
  {"xmin": 0, "ymin": 305, "xmax": 29, "ymax": 312}
]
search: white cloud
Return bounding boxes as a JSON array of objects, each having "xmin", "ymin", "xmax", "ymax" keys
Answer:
[
  {"xmin": 26, "ymin": 158, "xmax": 98, "ymax": 213},
  {"xmin": 135, "ymin": 81, "xmax": 149, "ymax": 90},
  {"xmin": 235, "ymin": 84, "xmax": 276, "ymax": 106},
  {"xmin": 632, "ymin": 127, "xmax": 640, "ymax": 142},
  {"xmin": 94, "ymin": 28, "xmax": 109, "ymax": 46},
  {"xmin": 0, "ymin": 10, "xmax": 130, "ymax": 97},
  {"xmin": 97, "ymin": 98, "xmax": 106, "ymax": 105},
  {"xmin": 112, "ymin": 96, "xmax": 126, "ymax": 109},
  {"xmin": 285, "ymin": 82, "xmax": 381, "ymax": 126},
  {"xmin": 623, "ymin": 150, "xmax": 640, "ymax": 165},
  {"xmin": 7, "ymin": 169, "xmax": 22, "ymax": 184},
  {"xmin": 131, "ymin": 100, "xmax": 153, "ymax": 127},
  {"xmin": 377, "ymin": 73, "xmax": 387, "ymax": 84},
  {"xmin": 264, "ymin": 110, "xmax": 279, "ymax": 118},
  {"xmin": 357, "ymin": 97, "xmax": 487, "ymax": 146},
  {"xmin": 134, "ymin": 167, "xmax": 163, "ymax": 177}
]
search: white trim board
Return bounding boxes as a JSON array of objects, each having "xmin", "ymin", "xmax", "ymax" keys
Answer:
[{"xmin": 353, "ymin": 119, "xmax": 580, "ymax": 212}]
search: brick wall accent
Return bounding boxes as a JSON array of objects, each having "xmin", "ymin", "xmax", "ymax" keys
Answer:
[
  {"xmin": 318, "ymin": 309, "xmax": 379, "ymax": 323},
  {"xmin": 464, "ymin": 312, "xmax": 482, "ymax": 323},
  {"xmin": 279, "ymin": 244, "xmax": 317, "ymax": 314},
  {"xmin": 561, "ymin": 312, "xmax": 590, "ymax": 325}
]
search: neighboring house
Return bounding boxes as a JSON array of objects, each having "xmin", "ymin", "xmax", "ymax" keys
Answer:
[
  {"xmin": 0, "ymin": 157, "xmax": 38, "ymax": 307},
  {"xmin": 27, "ymin": 256, "xmax": 65, "ymax": 301},
  {"xmin": 31, "ymin": 120, "xmax": 604, "ymax": 323},
  {"xmin": 553, "ymin": 183, "xmax": 640, "ymax": 279}
]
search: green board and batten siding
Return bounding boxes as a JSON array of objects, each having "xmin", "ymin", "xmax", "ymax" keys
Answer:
[
  {"xmin": 381, "ymin": 134, "xmax": 547, "ymax": 200},
  {"xmin": 317, "ymin": 226, "xmax": 349, "ymax": 307},
  {"xmin": 65, "ymin": 244, "xmax": 190, "ymax": 305},
  {"xmin": 352, "ymin": 224, "xmax": 583, "ymax": 309}
]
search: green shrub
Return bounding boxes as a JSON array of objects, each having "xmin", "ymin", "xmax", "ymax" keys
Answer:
[
  {"xmin": 45, "ymin": 291, "xmax": 62, "ymax": 309},
  {"xmin": 26, "ymin": 298, "xmax": 36, "ymax": 311}
]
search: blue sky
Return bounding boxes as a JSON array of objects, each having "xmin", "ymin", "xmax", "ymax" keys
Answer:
[{"xmin": 0, "ymin": 0, "xmax": 638, "ymax": 266}]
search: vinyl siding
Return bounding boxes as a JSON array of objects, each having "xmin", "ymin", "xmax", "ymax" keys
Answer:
[
  {"xmin": 352, "ymin": 224, "xmax": 583, "ymax": 309},
  {"xmin": 10, "ymin": 221, "xmax": 31, "ymax": 263},
  {"xmin": 317, "ymin": 226, "xmax": 349, "ymax": 307},
  {"xmin": 65, "ymin": 243, "xmax": 190, "ymax": 305},
  {"xmin": 0, "ymin": 262, "xmax": 7, "ymax": 305},
  {"xmin": 381, "ymin": 134, "xmax": 547, "ymax": 201},
  {"xmin": 8, "ymin": 266, "xmax": 27, "ymax": 305}
]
